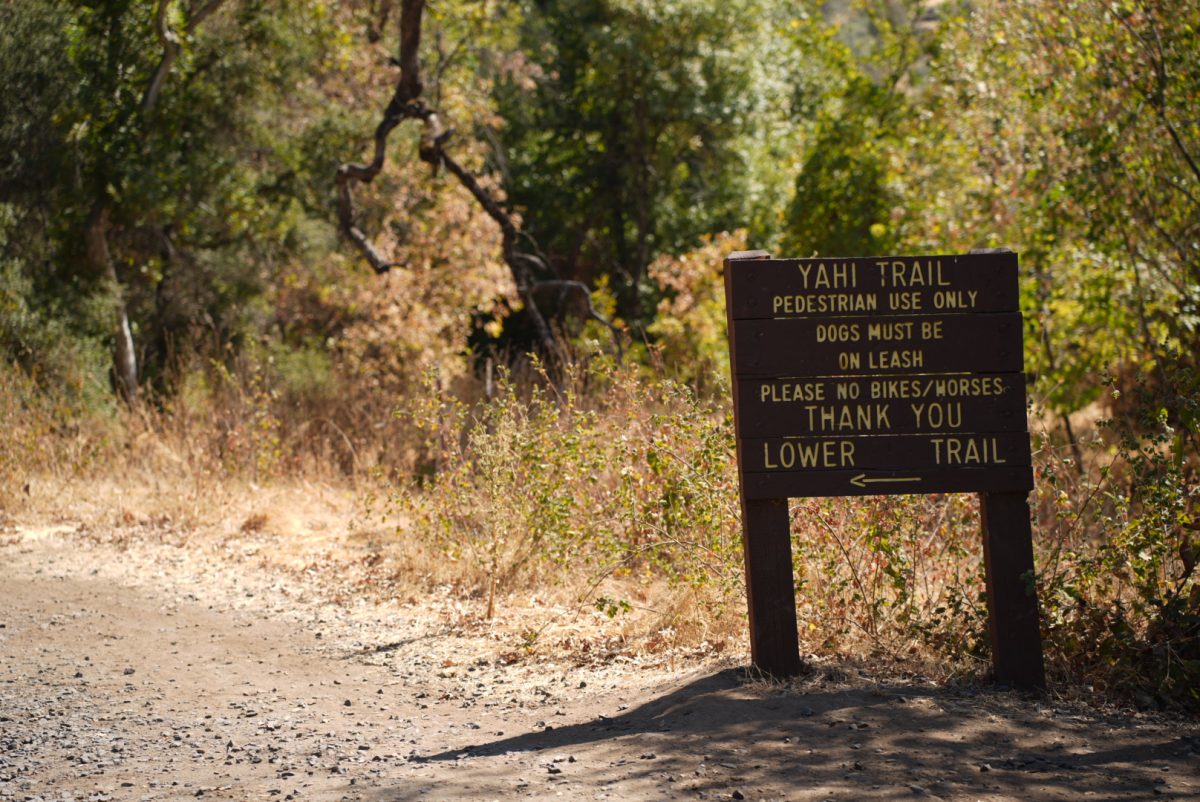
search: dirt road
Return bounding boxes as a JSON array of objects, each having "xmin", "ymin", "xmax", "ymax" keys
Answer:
[{"xmin": 2, "ymin": 521, "xmax": 1198, "ymax": 801}]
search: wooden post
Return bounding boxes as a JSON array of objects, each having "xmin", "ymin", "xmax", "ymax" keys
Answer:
[
  {"xmin": 741, "ymin": 497, "xmax": 803, "ymax": 677},
  {"xmin": 726, "ymin": 250, "xmax": 803, "ymax": 678},
  {"xmin": 980, "ymin": 490, "xmax": 1046, "ymax": 690}
]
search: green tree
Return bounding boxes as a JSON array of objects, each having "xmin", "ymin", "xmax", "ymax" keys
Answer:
[
  {"xmin": 492, "ymin": 0, "xmax": 798, "ymax": 323},
  {"xmin": 890, "ymin": 0, "xmax": 1199, "ymax": 445},
  {"xmin": 781, "ymin": 1, "xmax": 939, "ymax": 258},
  {"xmin": 1, "ymin": 0, "xmax": 347, "ymax": 401}
]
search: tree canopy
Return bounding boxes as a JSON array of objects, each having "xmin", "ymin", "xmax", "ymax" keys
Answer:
[{"xmin": 2, "ymin": 0, "xmax": 1197, "ymax": 450}]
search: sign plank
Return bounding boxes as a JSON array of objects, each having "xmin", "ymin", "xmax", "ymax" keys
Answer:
[
  {"xmin": 735, "ymin": 373, "xmax": 1027, "ymax": 438},
  {"xmin": 727, "ymin": 252, "xmax": 1019, "ymax": 320},
  {"xmin": 741, "ymin": 465, "xmax": 1035, "ymax": 500},
  {"xmin": 740, "ymin": 431, "xmax": 1032, "ymax": 474},
  {"xmin": 732, "ymin": 313, "xmax": 1024, "ymax": 377}
]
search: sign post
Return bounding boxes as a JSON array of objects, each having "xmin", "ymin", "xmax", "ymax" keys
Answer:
[{"xmin": 724, "ymin": 249, "xmax": 1045, "ymax": 689}]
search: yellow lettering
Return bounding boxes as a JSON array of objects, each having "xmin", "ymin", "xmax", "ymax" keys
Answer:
[
  {"xmin": 877, "ymin": 259, "xmax": 950, "ymax": 288},
  {"xmin": 867, "ymin": 321, "xmax": 915, "ymax": 341},
  {"xmin": 931, "ymin": 436, "xmax": 1007, "ymax": 465},
  {"xmin": 764, "ymin": 442, "xmax": 779, "ymax": 469},
  {"xmin": 762, "ymin": 440, "xmax": 857, "ymax": 469},
  {"xmin": 769, "ymin": 293, "xmax": 880, "ymax": 315},
  {"xmin": 802, "ymin": 404, "xmax": 892, "ymax": 432},
  {"xmin": 868, "ymin": 350, "xmax": 924, "ymax": 369}
]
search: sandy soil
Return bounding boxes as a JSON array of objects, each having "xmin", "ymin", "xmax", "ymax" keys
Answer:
[{"xmin": 2, "ymin": 513, "xmax": 1198, "ymax": 802}]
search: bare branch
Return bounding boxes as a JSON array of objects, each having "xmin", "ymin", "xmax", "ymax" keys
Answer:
[
  {"xmin": 336, "ymin": 0, "xmax": 623, "ymax": 363},
  {"xmin": 367, "ymin": 0, "xmax": 395, "ymax": 43},
  {"xmin": 186, "ymin": 0, "xmax": 227, "ymax": 34},
  {"xmin": 1111, "ymin": 6, "xmax": 1200, "ymax": 186},
  {"xmin": 140, "ymin": 0, "xmax": 182, "ymax": 117},
  {"xmin": 141, "ymin": 0, "xmax": 228, "ymax": 118},
  {"xmin": 531, "ymin": 280, "xmax": 625, "ymax": 357},
  {"xmin": 433, "ymin": 144, "xmax": 557, "ymax": 352},
  {"xmin": 396, "ymin": 0, "xmax": 425, "ymax": 103}
]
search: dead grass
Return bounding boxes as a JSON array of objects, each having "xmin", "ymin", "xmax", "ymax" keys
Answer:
[
  {"xmin": 9, "ymin": 451, "xmax": 746, "ymax": 669},
  {"xmin": 6, "ymin": 357, "xmax": 1193, "ymax": 712}
]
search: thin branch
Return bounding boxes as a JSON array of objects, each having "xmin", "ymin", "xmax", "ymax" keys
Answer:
[
  {"xmin": 434, "ymin": 145, "xmax": 558, "ymax": 352},
  {"xmin": 140, "ymin": 0, "xmax": 182, "ymax": 117},
  {"xmin": 1111, "ymin": 6, "xmax": 1200, "ymax": 186},
  {"xmin": 336, "ymin": 0, "xmax": 622, "ymax": 364},
  {"xmin": 186, "ymin": 0, "xmax": 226, "ymax": 33},
  {"xmin": 141, "ymin": 0, "xmax": 228, "ymax": 118},
  {"xmin": 367, "ymin": 0, "xmax": 395, "ymax": 43},
  {"xmin": 530, "ymin": 280, "xmax": 625, "ymax": 356},
  {"xmin": 335, "ymin": 0, "xmax": 428, "ymax": 274}
]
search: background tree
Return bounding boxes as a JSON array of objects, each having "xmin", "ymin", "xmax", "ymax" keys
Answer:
[
  {"xmin": 488, "ymin": 0, "xmax": 808, "ymax": 326},
  {"xmin": 1, "ymin": 0, "xmax": 346, "ymax": 402}
]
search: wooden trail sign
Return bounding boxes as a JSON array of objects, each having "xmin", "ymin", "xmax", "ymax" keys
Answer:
[{"xmin": 724, "ymin": 250, "xmax": 1045, "ymax": 689}]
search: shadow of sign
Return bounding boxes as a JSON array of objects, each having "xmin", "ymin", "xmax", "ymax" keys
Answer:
[{"xmin": 367, "ymin": 667, "xmax": 1200, "ymax": 802}]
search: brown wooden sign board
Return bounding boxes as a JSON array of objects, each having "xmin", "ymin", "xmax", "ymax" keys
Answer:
[
  {"xmin": 736, "ymin": 373, "xmax": 1028, "ymax": 438},
  {"xmin": 741, "ymin": 430, "xmax": 1032, "ymax": 474},
  {"xmin": 727, "ymin": 253, "xmax": 1020, "ymax": 319},
  {"xmin": 741, "ymin": 466, "xmax": 1036, "ymax": 500},
  {"xmin": 732, "ymin": 313, "xmax": 1024, "ymax": 376},
  {"xmin": 724, "ymin": 249, "xmax": 1045, "ymax": 690}
]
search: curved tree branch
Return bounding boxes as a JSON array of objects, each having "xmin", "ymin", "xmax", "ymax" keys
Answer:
[
  {"xmin": 336, "ymin": 0, "xmax": 623, "ymax": 362},
  {"xmin": 141, "ymin": 1, "xmax": 180, "ymax": 117}
]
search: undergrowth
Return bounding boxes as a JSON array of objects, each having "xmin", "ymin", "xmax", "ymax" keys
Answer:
[{"xmin": 1, "ymin": 354, "xmax": 1196, "ymax": 713}]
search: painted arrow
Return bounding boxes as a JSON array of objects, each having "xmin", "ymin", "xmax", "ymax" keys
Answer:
[{"xmin": 850, "ymin": 474, "xmax": 922, "ymax": 488}]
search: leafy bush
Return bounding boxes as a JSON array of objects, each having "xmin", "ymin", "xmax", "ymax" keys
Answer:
[
  {"xmin": 393, "ymin": 358, "xmax": 744, "ymax": 622},
  {"xmin": 1037, "ymin": 394, "xmax": 1199, "ymax": 710}
]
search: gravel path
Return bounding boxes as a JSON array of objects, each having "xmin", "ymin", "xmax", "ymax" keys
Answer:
[{"xmin": 2, "ymin": 521, "xmax": 1198, "ymax": 801}]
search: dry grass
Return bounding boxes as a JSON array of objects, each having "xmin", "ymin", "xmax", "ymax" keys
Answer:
[{"xmin": 4, "ymin": 358, "xmax": 1196, "ymax": 711}]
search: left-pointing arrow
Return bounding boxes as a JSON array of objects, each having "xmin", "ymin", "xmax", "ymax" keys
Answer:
[{"xmin": 850, "ymin": 474, "xmax": 922, "ymax": 488}]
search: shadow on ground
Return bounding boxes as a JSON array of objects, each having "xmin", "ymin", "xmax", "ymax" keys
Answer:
[{"xmin": 371, "ymin": 667, "xmax": 1200, "ymax": 801}]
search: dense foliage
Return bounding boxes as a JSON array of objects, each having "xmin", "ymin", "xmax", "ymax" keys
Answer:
[{"xmin": 1, "ymin": 0, "xmax": 1196, "ymax": 710}]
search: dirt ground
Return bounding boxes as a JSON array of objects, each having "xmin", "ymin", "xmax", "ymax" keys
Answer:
[{"xmin": 2, "ymin": 500, "xmax": 1199, "ymax": 802}]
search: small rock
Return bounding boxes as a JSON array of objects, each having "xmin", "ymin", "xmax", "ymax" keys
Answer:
[
  {"xmin": 979, "ymin": 763, "xmax": 991, "ymax": 772},
  {"xmin": 731, "ymin": 791, "xmax": 745, "ymax": 800},
  {"xmin": 800, "ymin": 707, "xmax": 815, "ymax": 717},
  {"xmin": 123, "ymin": 668, "xmax": 135, "ymax": 676},
  {"xmin": 343, "ymin": 700, "xmax": 352, "ymax": 707}
]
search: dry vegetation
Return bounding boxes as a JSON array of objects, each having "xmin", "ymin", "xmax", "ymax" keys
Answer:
[
  {"xmin": 1, "ymin": 0, "xmax": 1196, "ymax": 716},
  {"xmin": 5, "ymin": 309, "xmax": 1191, "ymax": 712}
]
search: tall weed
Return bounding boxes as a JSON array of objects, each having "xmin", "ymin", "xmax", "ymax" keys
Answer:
[{"xmin": 393, "ymin": 358, "xmax": 744, "ymax": 625}]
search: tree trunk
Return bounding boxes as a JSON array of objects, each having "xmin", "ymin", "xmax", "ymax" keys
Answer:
[{"xmin": 85, "ymin": 203, "xmax": 138, "ymax": 402}]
